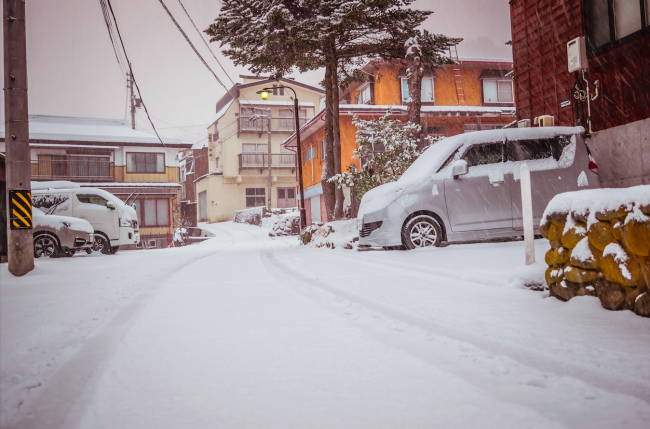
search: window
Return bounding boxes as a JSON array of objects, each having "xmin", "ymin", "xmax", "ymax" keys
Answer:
[
  {"xmin": 246, "ymin": 188, "xmax": 265, "ymax": 208},
  {"xmin": 68, "ymin": 156, "xmax": 111, "ymax": 178},
  {"xmin": 506, "ymin": 137, "xmax": 571, "ymax": 162},
  {"xmin": 355, "ymin": 84, "xmax": 372, "ymax": 104},
  {"xmin": 483, "ymin": 80, "xmax": 513, "ymax": 103},
  {"xmin": 586, "ymin": 0, "xmax": 649, "ymax": 53},
  {"xmin": 462, "ymin": 143, "xmax": 504, "ymax": 167},
  {"xmin": 427, "ymin": 126, "xmax": 446, "ymax": 136},
  {"xmin": 242, "ymin": 143, "xmax": 267, "ymax": 152},
  {"xmin": 126, "ymin": 153, "xmax": 165, "ymax": 173},
  {"xmin": 133, "ymin": 198, "xmax": 170, "ymax": 227},
  {"xmin": 303, "ymin": 146, "xmax": 316, "ymax": 163},
  {"xmin": 77, "ymin": 194, "xmax": 108, "ymax": 207},
  {"xmin": 401, "ymin": 78, "xmax": 435, "ymax": 102},
  {"xmin": 320, "ymin": 139, "xmax": 326, "ymax": 161}
]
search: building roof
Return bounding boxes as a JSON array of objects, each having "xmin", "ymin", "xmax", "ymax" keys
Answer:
[
  {"xmin": 0, "ymin": 115, "xmax": 189, "ymax": 146},
  {"xmin": 283, "ymin": 104, "xmax": 517, "ymax": 147}
]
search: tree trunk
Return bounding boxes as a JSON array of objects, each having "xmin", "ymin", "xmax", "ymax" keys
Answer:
[
  {"xmin": 406, "ymin": 40, "xmax": 424, "ymax": 140},
  {"xmin": 321, "ymin": 54, "xmax": 336, "ymax": 222},
  {"xmin": 328, "ymin": 41, "xmax": 345, "ymax": 219}
]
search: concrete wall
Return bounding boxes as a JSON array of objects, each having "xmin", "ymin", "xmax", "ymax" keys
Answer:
[{"xmin": 587, "ymin": 117, "xmax": 650, "ymax": 188}]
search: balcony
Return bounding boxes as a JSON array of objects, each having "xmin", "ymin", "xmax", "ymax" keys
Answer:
[
  {"xmin": 238, "ymin": 152, "xmax": 296, "ymax": 173},
  {"xmin": 31, "ymin": 158, "xmax": 115, "ymax": 182},
  {"xmin": 238, "ymin": 116, "xmax": 308, "ymax": 134}
]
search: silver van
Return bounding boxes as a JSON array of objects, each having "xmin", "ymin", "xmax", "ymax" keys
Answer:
[
  {"xmin": 31, "ymin": 186, "xmax": 139, "ymax": 254},
  {"xmin": 357, "ymin": 127, "xmax": 599, "ymax": 249}
]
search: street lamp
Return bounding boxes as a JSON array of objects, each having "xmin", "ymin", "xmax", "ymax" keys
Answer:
[{"xmin": 256, "ymin": 85, "xmax": 307, "ymax": 230}]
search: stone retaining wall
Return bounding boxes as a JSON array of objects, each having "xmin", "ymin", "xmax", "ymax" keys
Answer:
[{"xmin": 540, "ymin": 187, "xmax": 650, "ymax": 317}]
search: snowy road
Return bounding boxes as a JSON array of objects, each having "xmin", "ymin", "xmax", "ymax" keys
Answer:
[{"xmin": 1, "ymin": 222, "xmax": 649, "ymax": 428}]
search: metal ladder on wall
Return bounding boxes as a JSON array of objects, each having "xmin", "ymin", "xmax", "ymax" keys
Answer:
[{"xmin": 448, "ymin": 44, "xmax": 467, "ymax": 106}]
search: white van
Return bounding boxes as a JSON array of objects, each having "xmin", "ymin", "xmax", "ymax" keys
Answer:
[{"xmin": 32, "ymin": 186, "xmax": 139, "ymax": 254}]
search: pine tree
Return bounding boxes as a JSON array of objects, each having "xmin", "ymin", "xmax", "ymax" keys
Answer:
[
  {"xmin": 329, "ymin": 108, "xmax": 441, "ymax": 201},
  {"xmin": 205, "ymin": 0, "xmax": 431, "ymax": 221}
]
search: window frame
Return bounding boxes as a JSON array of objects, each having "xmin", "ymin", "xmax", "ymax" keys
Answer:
[
  {"xmin": 584, "ymin": 0, "xmax": 649, "ymax": 58},
  {"xmin": 400, "ymin": 78, "xmax": 435, "ymax": 102},
  {"xmin": 482, "ymin": 79, "xmax": 514, "ymax": 104},
  {"xmin": 245, "ymin": 188, "xmax": 266, "ymax": 208},
  {"xmin": 126, "ymin": 152, "xmax": 166, "ymax": 174},
  {"xmin": 133, "ymin": 198, "xmax": 170, "ymax": 227}
]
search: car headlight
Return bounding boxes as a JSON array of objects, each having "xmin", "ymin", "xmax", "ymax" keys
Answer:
[{"xmin": 120, "ymin": 218, "xmax": 132, "ymax": 227}]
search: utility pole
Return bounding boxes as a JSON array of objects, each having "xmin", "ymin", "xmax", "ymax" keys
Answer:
[
  {"xmin": 4, "ymin": 0, "xmax": 34, "ymax": 276},
  {"xmin": 128, "ymin": 66, "xmax": 136, "ymax": 130},
  {"xmin": 266, "ymin": 108, "xmax": 272, "ymax": 211}
]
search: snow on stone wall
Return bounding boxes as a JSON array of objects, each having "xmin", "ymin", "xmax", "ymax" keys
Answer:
[
  {"xmin": 540, "ymin": 185, "xmax": 650, "ymax": 317},
  {"xmin": 301, "ymin": 220, "xmax": 359, "ymax": 250},
  {"xmin": 268, "ymin": 212, "xmax": 300, "ymax": 237},
  {"xmin": 233, "ymin": 207, "xmax": 264, "ymax": 226}
]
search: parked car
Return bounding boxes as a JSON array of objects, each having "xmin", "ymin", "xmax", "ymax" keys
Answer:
[
  {"xmin": 357, "ymin": 126, "xmax": 599, "ymax": 249},
  {"xmin": 31, "ymin": 186, "xmax": 139, "ymax": 254},
  {"xmin": 32, "ymin": 207, "xmax": 94, "ymax": 258}
]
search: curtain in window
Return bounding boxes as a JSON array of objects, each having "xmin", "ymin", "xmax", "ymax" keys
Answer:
[
  {"xmin": 156, "ymin": 199, "xmax": 169, "ymax": 226},
  {"xmin": 127, "ymin": 153, "xmax": 134, "ymax": 172},
  {"xmin": 614, "ymin": 0, "xmax": 642, "ymax": 39},
  {"xmin": 421, "ymin": 79, "xmax": 433, "ymax": 101},
  {"xmin": 401, "ymin": 79, "xmax": 409, "ymax": 101},
  {"xmin": 498, "ymin": 81, "xmax": 514, "ymax": 103},
  {"xmin": 144, "ymin": 199, "xmax": 157, "ymax": 226},
  {"xmin": 156, "ymin": 154, "xmax": 164, "ymax": 173},
  {"xmin": 136, "ymin": 153, "xmax": 146, "ymax": 173},
  {"xmin": 483, "ymin": 81, "xmax": 498, "ymax": 103}
]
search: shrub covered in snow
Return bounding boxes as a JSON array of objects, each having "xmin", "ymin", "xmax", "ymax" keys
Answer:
[
  {"xmin": 301, "ymin": 220, "xmax": 359, "ymax": 250},
  {"xmin": 540, "ymin": 185, "xmax": 650, "ymax": 317}
]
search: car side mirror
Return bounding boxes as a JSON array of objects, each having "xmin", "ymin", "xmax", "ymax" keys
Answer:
[
  {"xmin": 451, "ymin": 159, "xmax": 468, "ymax": 179},
  {"xmin": 106, "ymin": 202, "xmax": 116, "ymax": 210}
]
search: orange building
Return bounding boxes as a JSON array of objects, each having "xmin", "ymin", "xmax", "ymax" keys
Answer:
[{"xmin": 284, "ymin": 58, "xmax": 516, "ymax": 225}]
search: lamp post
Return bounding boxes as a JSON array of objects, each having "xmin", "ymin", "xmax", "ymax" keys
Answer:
[{"xmin": 257, "ymin": 86, "xmax": 306, "ymax": 230}]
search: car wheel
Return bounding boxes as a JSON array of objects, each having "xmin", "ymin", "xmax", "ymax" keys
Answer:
[
  {"xmin": 93, "ymin": 234, "xmax": 110, "ymax": 254},
  {"xmin": 109, "ymin": 246, "xmax": 120, "ymax": 254},
  {"xmin": 85, "ymin": 248, "xmax": 93, "ymax": 255},
  {"xmin": 34, "ymin": 234, "xmax": 60, "ymax": 258},
  {"xmin": 65, "ymin": 249, "xmax": 76, "ymax": 257},
  {"xmin": 403, "ymin": 215, "xmax": 442, "ymax": 249}
]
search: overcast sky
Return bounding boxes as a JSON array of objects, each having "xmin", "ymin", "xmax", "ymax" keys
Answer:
[{"xmin": 1, "ymin": 0, "xmax": 512, "ymax": 144}]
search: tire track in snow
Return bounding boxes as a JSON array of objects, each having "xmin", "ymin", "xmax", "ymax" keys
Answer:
[
  {"xmin": 249, "ymin": 231, "xmax": 650, "ymax": 410},
  {"xmin": 4, "ymin": 229, "xmax": 236, "ymax": 429}
]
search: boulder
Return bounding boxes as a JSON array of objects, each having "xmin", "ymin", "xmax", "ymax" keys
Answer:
[
  {"xmin": 564, "ymin": 265, "xmax": 600, "ymax": 283},
  {"xmin": 562, "ymin": 221, "xmax": 587, "ymax": 249},
  {"xmin": 595, "ymin": 279, "xmax": 628, "ymax": 311},
  {"xmin": 588, "ymin": 220, "xmax": 616, "ymax": 252},
  {"xmin": 595, "ymin": 205, "xmax": 629, "ymax": 221},
  {"xmin": 545, "ymin": 247, "xmax": 570, "ymax": 267},
  {"xmin": 602, "ymin": 244, "xmax": 641, "ymax": 287},
  {"xmin": 621, "ymin": 218, "xmax": 650, "ymax": 257},
  {"xmin": 611, "ymin": 219, "xmax": 623, "ymax": 241},
  {"xmin": 570, "ymin": 237, "xmax": 602, "ymax": 270},
  {"xmin": 634, "ymin": 292, "xmax": 650, "ymax": 317}
]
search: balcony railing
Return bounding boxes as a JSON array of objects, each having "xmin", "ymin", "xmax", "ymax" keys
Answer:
[
  {"xmin": 238, "ymin": 152, "xmax": 296, "ymax": 173},
  {"xmin": 239, "ymin": 116, "xmax": 308, "ymax": 133},
  {"xmin": 31, "ymin": 159, "xmax": 115, "ymax": 182}
]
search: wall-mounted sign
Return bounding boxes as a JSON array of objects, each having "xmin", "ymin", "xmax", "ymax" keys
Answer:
[{"xmin": 560, "ymin": 100, "xmax": 571, "ymax": 108}]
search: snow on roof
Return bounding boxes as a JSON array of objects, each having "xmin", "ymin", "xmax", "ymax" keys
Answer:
[
  {"xmin": 31, "ymin": 180, "xmax": 182, "ymax": 190},
  {"xmin": 338, "ymin": 104, "xmax": 515, "ymax": 114},
  {"xmin": 207, "ymin": 99, "xmax": 235, "ymax": 128},
  {"xmin": 0, "ymin": 115, "xmax": 187, "ymax": 145}
]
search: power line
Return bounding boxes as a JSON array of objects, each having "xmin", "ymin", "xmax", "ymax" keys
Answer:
[{"xmin": 103, "ymin": 0, "xmax": 166, "ymax": 146}]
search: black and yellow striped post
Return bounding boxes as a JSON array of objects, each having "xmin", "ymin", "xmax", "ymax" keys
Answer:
[{"xmin": 9, "ymin": 190, "xmax": 32, "ymax": 229}]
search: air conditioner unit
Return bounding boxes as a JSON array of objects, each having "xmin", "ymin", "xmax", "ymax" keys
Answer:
[
  {"xmin": 567, "ymin": 37, "xmax": 587, "ymax": 73},
  {"xmin": 534, "ymin": 115, "xmax": 555, "ymax": 127}
]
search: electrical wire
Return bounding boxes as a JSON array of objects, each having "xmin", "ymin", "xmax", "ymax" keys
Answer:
[{"xmin": 104, "ymin": 0, "xmax": 166, "ymax": 146}]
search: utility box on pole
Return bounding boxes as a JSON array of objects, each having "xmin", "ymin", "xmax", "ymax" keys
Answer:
[{"xmin": 4, "ymin": 0, "xmax": 34, "ymax": 275}]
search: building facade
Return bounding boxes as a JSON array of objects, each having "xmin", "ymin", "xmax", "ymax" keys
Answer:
[
  {"xmin": 177, "ymin": 145, "xmax": 209, "ymax": 227},
  {"xmin": 0, "ymin": 115, "xmax": 192, "ymax": 249},
  {"xmin": 284, "ymin": 58, "xmax": 517, "ymax": 225},
  {"xmin": 195, "ymin": 76, "xmax": 325, "ymax": 223},
  {"xmin": 510, "ymin": 0, "xmax": 650, "ymax": 187}
]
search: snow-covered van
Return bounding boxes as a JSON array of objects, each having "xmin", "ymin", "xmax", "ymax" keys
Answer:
[
  {"xmin": 31, "ymin": 185, "xmax": 139, "ymax": 254},
  {"xmin": 357, "ymin": 127, "xmax": 600, "ymax": 249}
]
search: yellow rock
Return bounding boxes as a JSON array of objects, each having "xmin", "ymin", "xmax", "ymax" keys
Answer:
[
  {"xmin": 548, "ymin": 221, "xmax": 566, "ymax": 249},
  {"xmin": 562, "ymin": 222, "xmax": 587, "ymax": 249},
  {"xmin": 539, "ymin": 221, "xmax": 551, "ymax": 239},
  {"xmin": 570, "ymin": 239, "xmax": 602, "ymax": 270},
  {"xmin": 602, "ymin": 246, "xmax": 641, "ymax": 287},
  {"xmin": 611, "ymin": 219, "xmax": 623, "ymax": 241},
  {"xmin": 545, "ymin": 266, "xmax": 565, "ymax": 286},
  {"xmin": 621, "ymin": 219, "xmax": 650, "ymax": 257},
  {"xmin": 588, "ymin": 221, "xmax": 616, "ymax": 252},
  {"xmin": 595, "ymin": 205, "xmax": 629, "ymax": 221},
  {"xmin": 545, "ymin": 247, "xmax": 570, "ymax": 267},
  {"xmin": 564, "ymin": 265, "xmax": 600, "ymax": 283}
]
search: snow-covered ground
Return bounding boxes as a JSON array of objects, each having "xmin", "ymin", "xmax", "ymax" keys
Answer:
[{"xmin": 1, "ymin": 221, "xmax": 649, "ymax": 428}]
